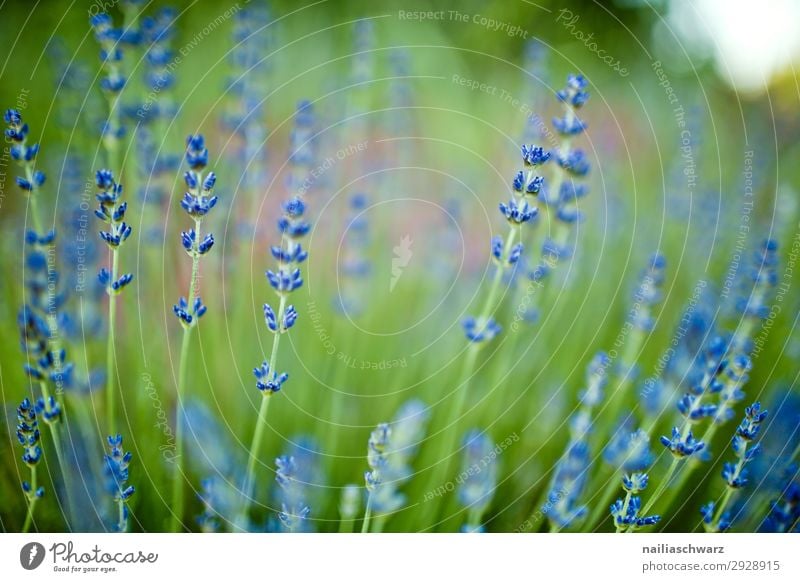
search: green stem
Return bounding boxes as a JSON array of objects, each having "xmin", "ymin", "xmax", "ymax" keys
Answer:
[
  {"xmin": 631, "ymin": 458, "xmax": 680, "ymax": 531},
  {"xmin": 338, "ymin": 512, "xmax": 355, "ymax": 534},
  {"xmin": 463, "ymin": 506, "xmax": 483, "ymax": 533},
  {"xmin": 170, "ymin": 219, "xmax": 202, "ymax": 532},
  {"xmin": 709, "ymin": 441, "xmax": 748, "ymax": 531},
  {"xmin": 709, "ymin": 488, "xmax": 735, "ymax": 532},
  {"xmin": 361, "ymin": 493, "xmax": 374, "ymax": 533},
  {"xmin": 22, "ymin": 465, "xmax": 38, "ymax": 533},
  {"xmin": 106, "ymin": 249, "xmax": 119, "ymax": 434},
  {"xmin": 421, "ymin": 228, "xmax": 517, "ymax": 526},
  {"xmin": 238, "ymin": 294, "xmax": 287, "ymax": 528},
  {"xmin": 615, "ymin": 490, "xmax": 632, "ymax": 533},
  {"xmin": 586, "ymin": 469, "xmax": 619, "ymax": 530}
]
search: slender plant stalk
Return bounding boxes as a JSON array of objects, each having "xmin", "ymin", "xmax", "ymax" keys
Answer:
[
  {"xmin": 106, "ymin": 249, "xmax": 119, "ymax": 433},
  {"xmin": 238, "ymin": 293, "xmax": 287, "ymax": 526},
  {"xmin": 170, "ymin": 218, "xmax": 202, "ymax": 532},
  {"xmin": 614, "ymin": 490, "xmax": 633, "ymax": 533},
  {"xmin": 361, "ymin": 493, "xmax": 374, "ymax": 533},
  {"xmin": 21, "ymin": 465, "xmax": 38, "ymax": 533},
  {"xmin": 27, "ymin": 190, "xmax": 76, "ymax": 526},
  {"xmin": 103, "ymin": 87, "xmax": 122, "ymax": 435},
  {"xmin": 422, "ymin": 228, "xmax": 517, "ymax": 523},
  {"xmin": 629, "ymin": 457, "xmax": 679, "ymax": 531}
]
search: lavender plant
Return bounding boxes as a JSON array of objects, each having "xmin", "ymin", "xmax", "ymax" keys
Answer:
[
  {"xmin": 7, "ymin": 109, "xmax": 74, "ymax": 525},
  {"xmin": 611, "ymin": 473, "xmax": 660, "ymax": 532},
  {"xmin": 362, "ymin": 423, "xmax": 391, "ymax": 533},
  {"xmin": 104, "ymin": 434, "xmax": 136, "ymax": 532},
  {"xmin": 701, "ymin": 402, "xmax": 768, "ymax": 531},
  {"xmin": 238, "ymin": 101, "xmax": 315, "ymax": 528},
  {"xmin": 17, "ymin": 399, "xmax": 44, "ymax": 532},
  {"xmin": 94, "ymin": 169, "xmax": 133, "ymax": 432},
  {"xmin": 422, "ymin": 142, "xmax": 549, "ymax": 522},
  {"xmin": 170, "ymin": 134, "xmax": 217, "ymax": 530},
  {"xmin": 3, "ymin": 5, "xmax": 800, "ymax": 537},
  {"xmin": 457, "ymin": 430, "xmax": 498, "ymax": 533}
]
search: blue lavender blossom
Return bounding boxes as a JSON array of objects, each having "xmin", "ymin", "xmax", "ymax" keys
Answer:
[
  {"xmin": 365, "ymin": 423, "xmax": 391, "ymax": 492},
  {"xmin": 17, "ymin": 399, "xmax": 43, "ymax": 482},
  {"xmin": 712, "ymin": 353, "xmax": 753, "ymax": 425},
  {"xmin": 735, "ymin": 240, "xmax": 778, "ymax": 337},
  {"xmin": 180, "ymin": 136, "xmax": 218, "ymax": 217},
  {"xmin": 172, "ymin": 296, "xmax": 207, "ymax": 327},
  {"xmin": 173, "ymin": 135, "xmax": 217, "ymax": 330},
  {"xmin": 631, "ymin": 253, "xmax": 667, "ymax": 332},
  {"xmin": 370, "ymin": 400, "xmax": 430, "ymax": 517},
  {"xmin": 499, "ymin": 198, "xmax": 537, "ymax": 224},
  {"xmin": 541, "ymin": 74, "xmax": 591, "ymax": 228},
  {"xmin": 457, "ymin": 430, "xmax": 498, "ymax": 532},
  {"xmin": 569, "ymin": 352, "xmax": 612, "ymax": 441},
  {"xmin": 258, "ymin": 104, "xmax": 315, "ymax": 378},
  {"xmin": 197, "ymin": 477, "xmax": 223, "ymax": 533},
  {"xmin": 700, "ymin": 500, "xmax": 731, "ymax": 532},
  {"xmin": 338, "ymin": 193, "xmax": 372, "ymax": 314},
  {"xmin": 702, "ymin": 403, "xmax": 768, "ymax": 532},
  {"xmin": 287, "ymin": 100, "xmax": 315, "ymax": 192},
  {"xmin": 660, "ymin": 427, "xmax": 705, "ymax": 458},
  {"xmin": 611, "ymin": 472, "xmax": 661, "ymax": 532},
  {"xmin": 462, "ymin": 316, "xmax": 501, "ymax": 343},
  {"xmin": 5, "ymin": 109, "xmax": 45, "ymax": 196},
  {"xmin": 275, "ymin": 455, "xmax": 311, "ymax": 532},
  {"xmin": 95, "ymin": 170, "xmax": 134, "ymax": 294},
  {"xmin": 141, "ymin": 8, "xmax": 177, "ymax": 95},
  {"xmin": 90, "ymin": 14, "xmax": 126, "ymax": 95},
  {"xmin": 224, "ymin": 3, "xmax": 272, "ymax": 208},
  {"xmin": 546, "ymin": 441, "xmax": 590, "ymax": 529},
  {"xmin": 761, "ymin": 481, "xmax": 800, "ymax": 533},
  {"xmin": 104, "ymin": 434, "xmax": 135, "ymax": 531},
  {"xmin": 17, "ymin": 398, "xmax": 44, "ymax": 530},
  {"xmin": 461, "ymin": 142, "xmax": 548, "ymax": 343},
  {"xmin": 603, "ymin": 427, "xmax": 653, "ymax": 473},
  {"xmin": 7, "ymin": 111, "xmax": 76, "ymax": 398},
  {"xmin": 253, "ymin": 361, "xmax": 288, "ymax": 393},
  {"xmin": 90, "ymin": 12, "xmax": 126, "ymax": 153},
  {"xmin": 611, "ymin": 492, "xmax": 660, "ymax": 531}
]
